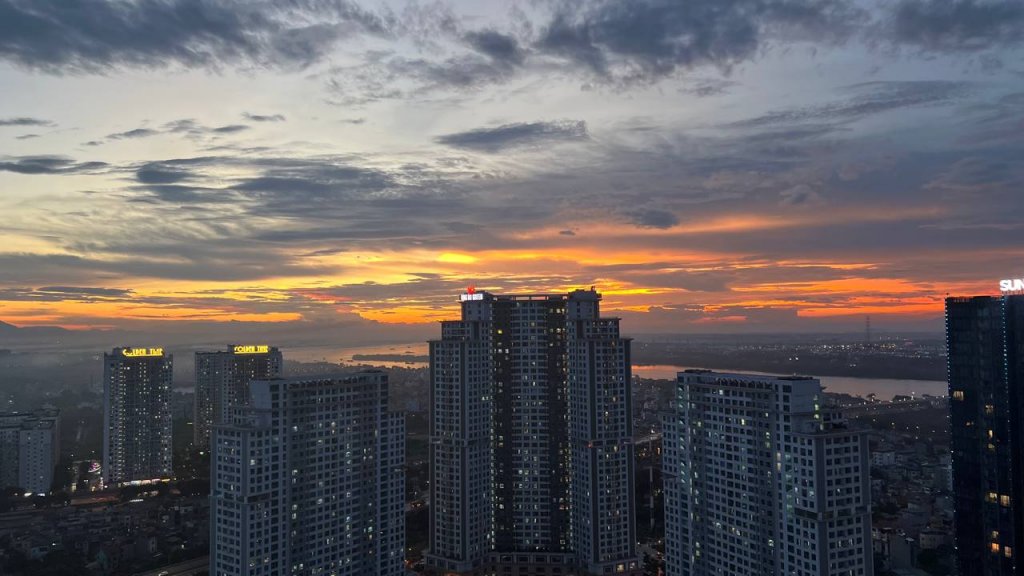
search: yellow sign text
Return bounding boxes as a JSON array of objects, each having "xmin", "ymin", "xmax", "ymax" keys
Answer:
[
  {"xmin": 233, "ymin": 345, "xmax": 270, "ymax": 355},
  {"xmin": 121, "ymin": 348, "xmax": 164, "ymax": 357}
]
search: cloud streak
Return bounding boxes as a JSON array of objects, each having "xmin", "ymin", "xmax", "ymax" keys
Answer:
[
  {"xmin": 0, "ymin": 117, "xmax": 52, "ymax": 127},
  {"xmin": 436, "ymin": 120, "xmax": 589, "ymax": 152}
]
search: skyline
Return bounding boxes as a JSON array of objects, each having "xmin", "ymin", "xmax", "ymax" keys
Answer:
[{"xmin": 2, "ymin": 0, "xmax": 1024, "ymax": 339}]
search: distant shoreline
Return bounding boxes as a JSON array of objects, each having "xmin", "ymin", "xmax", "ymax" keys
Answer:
[{"xmin": 352, "ymin": 353, "xmax": 429, "ymax": 363}]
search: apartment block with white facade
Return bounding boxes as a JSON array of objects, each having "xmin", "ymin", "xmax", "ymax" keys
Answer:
[
  {"xmin": 194, "ymin": 345, "xmax": 283, "ymax": 450},
  {"xmin": 210, "ymin": 371, "xmax": 405, "ymax": 576},
  {"xmin": 0, "ymin": 409, "xmax": 60, "ymax": 494},
  {"xmin": 663, "ymin": 370, "xmax": 872, "ymax": 576}
]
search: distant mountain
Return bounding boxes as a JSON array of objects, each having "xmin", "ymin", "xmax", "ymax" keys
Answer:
[{"xmin": 0, "ymin": 321, "xmax": 77, "ymax": 348}]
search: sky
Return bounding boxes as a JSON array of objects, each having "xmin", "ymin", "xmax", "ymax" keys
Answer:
[{"xmin": 0, "ymin": 0, "xmax": 1023, "ymax": 343}]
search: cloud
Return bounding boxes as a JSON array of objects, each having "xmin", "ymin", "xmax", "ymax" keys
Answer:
[
  {"xmin": 136, "ymin": 162, "xmax": 195, "ymax": 184},
  {"xmin": 90, "ymin": 119, "xmax": 253, "ymax": 146},
  {"xmin": 465, "ymin": 29, "xmax": 525, "ymax": 66},
  {"xmin": 680, "ymin": 77, "xmax": 739, "ymax": 97},
  {"xmin": 0, "ymin": 117, "xmax": 52, "ymax": 127},
  {"xmin": 0, "ymin": 248, "xmax": 335, "ymax": 283},
  {"xmin": 0, "ymin": 155, "xmax": 107, "ymax": 174},
  {"xmin": 15, "ymin": 133, "xmax": 39, "ymax": 140},
  {"xmin": 779, "ymin": 183, "xmax": 825, "ymax": 206},
  {"xmin": 536, "ymin": 0, "xmax": 867, "ymax": 83},
  {"xmin": 626, "ymin": 208, "xmax": 680, "ymax": 229},
  {"xmin": 0, "ymin": 0, "xmax": 391, "ymax": 73},
  {"xmin": 36, "ymin": 286, "xmax": 132, "ymax": 297},
  {"xmin": 731, "ymin": 80, "xmax": 970, "ymax": 127},
  {"xmin": 212, "ymin": 124, "xmax": 249, "ymax": 134},
  {"xmin": 436, "ymin": 120, "xmax": 588, "ymax": 152},
  {"xmin": 108, "ymin": 127, "xmax": 159, "ymax": 140},
  {"xmin": 887, "ymin": 0, "xmax": 1024, "ymax": 52},
  {"xmin": 243, "ymin": 112, "xmax": 286, "ymax": 122}
]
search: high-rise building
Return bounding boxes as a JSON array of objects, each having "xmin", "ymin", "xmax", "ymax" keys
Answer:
[
  {"xmin": 947, "ymin": 294, "xmax": 1024, "ymax": 575},
  {"xmin": 426, "ymin": 289, "xmax": 640, "ymax": 576},
  {"xmin": 194, "ymin": 345, "xmax": 283, "ymax": 449},
  {"xmin": 210, "ymin": 371, "xmax": 405, "ymax": 576},
  {"xmin": 0, "ymin": 409, "xmax": 60, "ymax": 494},
  {"xmin": 663, "ymin": 370, "xmax": 872, "ymax": 576},
  {"xmin": 103, "ymin": 347, "xmax": 173, "ymax": 486}
]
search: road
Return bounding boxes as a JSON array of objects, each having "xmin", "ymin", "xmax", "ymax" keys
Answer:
[{"xmin": 133, "ymin": 556, "xmax": 208, "ymax": 576}]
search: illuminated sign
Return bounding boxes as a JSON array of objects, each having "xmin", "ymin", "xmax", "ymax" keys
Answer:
[
  {"xmin": 121, "ymin": 347, "xmax": 163, "ymax": 357},
  {"xmin": 460, "ymin": 293, "xmax": 483, "ymax": 301},
  {"xmin": 233, "ymin": 345, "xmax": 270, "ymax": 355},
  {"xmin": 1000, "ymin": 279, "xmax": 1024, "ymax": 292}
]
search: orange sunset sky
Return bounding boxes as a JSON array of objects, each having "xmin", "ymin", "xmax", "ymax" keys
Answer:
[{"xmin": 1, "ymin": 0, "xmax": 1022, "ymax": 340}]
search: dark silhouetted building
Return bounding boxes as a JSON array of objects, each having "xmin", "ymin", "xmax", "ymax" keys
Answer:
[
  {"xmin": 947, "ymin": 295, "xmax": 1024, "ymax": 575},
  {"xmin": 426, "ymin": 289, "xmax": 640, "ymax": 576},
  {"xmin": 103, "ymin": 347, "xmax": 173, "ymax": 486}
]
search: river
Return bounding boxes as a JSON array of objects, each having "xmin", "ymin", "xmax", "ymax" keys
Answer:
[
  {"xmin": 284, "ymin": 342, "xmax": 946, "ymax": 401},
  {"xmin": 632, "ymin": 365, "xmax": 946, "ymax": 400}
]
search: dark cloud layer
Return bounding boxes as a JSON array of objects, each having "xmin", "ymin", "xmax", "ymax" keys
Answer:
[
  {"xmin": 537, "ymin": 0, "xmax": 867, "ymax": 82},
  {"xmin": 0, "ymin": 0, "xmax": 390, "ymax": 72},
  {"xmin": 889, "ymin": 0, "xmax": 1024, "ymax": 52},
  {"xmin": 436, "ymin": 120, "xmax": 588, "ymax": 152},
  {"xmin": 0, "ymin": 0, "xmax": 1019, "ymax": 95},
  {"xmin": 37, "ymin": 286, "xmax": 132, "ymax": 297}
]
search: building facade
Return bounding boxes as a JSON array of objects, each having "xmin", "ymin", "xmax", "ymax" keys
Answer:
[
  {"xmin": 0, "ymin": 410, "xmax": 60, "ymax": 494},
  {"xmin": 103, "ymin": 347, "xmax": 173, "ymax": 486},
  {"xmin": 947, "ymin": 295, "xmax": 1024, "ymax": 575},
  {"xmin": 663, "ymin": 371, "xmax": 872, "ymax": 576},
  {"xmin": 194, "ymin": 345, "xmax": 283, "ymax": 449},
  {"xmin": 426, "ymin": 289, "xmax": 640, "ymax": 576},
  {"xmin": 210, "ymin": 371, "xmax": 405, "ymax": 576}
]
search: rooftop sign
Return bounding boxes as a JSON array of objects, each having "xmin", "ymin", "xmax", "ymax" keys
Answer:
[
  {"xmin": 121, "ymin": 348, "xmax": 163, "ymax": 357},
  {"xmin": 233, "ymin": 345, "xmax": 270, "ymax": 355},
  {"xmin": 1000, "ymin": 279, "xmax": 1024, "ymax": 292}
]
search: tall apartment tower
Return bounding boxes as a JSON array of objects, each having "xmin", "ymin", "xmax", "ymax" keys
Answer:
[
  {"xmin": 0, "ymin": 409, "xmax": 60, "ymax": 494},
  {"xmin": 103, "ymin": 347, "xmax": 173, "ymax": 486},
  {"xmin": 194, "ymin": 345, "xmax": 283, "ymax": 449},
  {"xmin": 947, "ymin": 294, "xmax": 1024, "ymax": 575},
  {"xmin": 210, "ymin": 371, "xmax": 405, "ymax": 576},
  {"xmin": 663, "ymin": 371, "xmax": 872, "ymax": 576},
  {"xmin": 426, "ymin": 289, "xmax": 640, "ymax": 576}
]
